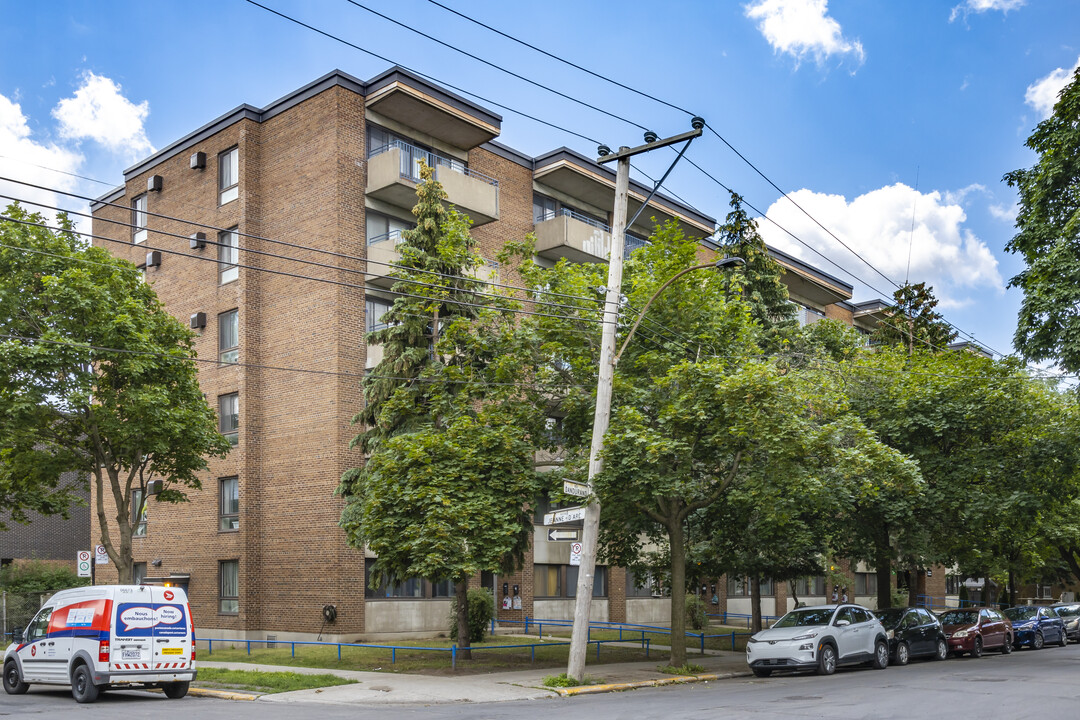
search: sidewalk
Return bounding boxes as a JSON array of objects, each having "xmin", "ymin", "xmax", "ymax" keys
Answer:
[{"xmin": 197, "ymin": 650, "xmax": 752, "ymax": 705}]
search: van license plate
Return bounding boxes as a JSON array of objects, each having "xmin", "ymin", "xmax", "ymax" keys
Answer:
[
  {"xmin": 121, "ymin": 649, "xmax": 142, "ymax": 660},
  {"xmin": 161, "ymin": 648, "xmax": 183, "ymax": 655}
]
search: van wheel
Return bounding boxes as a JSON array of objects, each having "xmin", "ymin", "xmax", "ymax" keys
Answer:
[
  {"xmin": 163, "ymin": 681, "xmax": 189, "ymax": 699},
  {"xmin": 71, "ymin": 664, "xmax": 100, "ymax": 704},
  {"xmin": 3, "ymin": 661, "xmax": 29, "ymax": 695}
]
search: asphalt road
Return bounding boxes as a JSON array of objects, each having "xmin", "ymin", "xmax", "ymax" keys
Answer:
[{"xmin": 4, "ymin": 643, "xmax": 1078, "ymax": 719}]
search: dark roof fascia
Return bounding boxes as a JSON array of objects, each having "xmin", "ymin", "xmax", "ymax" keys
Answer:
[
  {"xmin": 836, "ymin": 299, "xmax": 857, "ymax": 312},
  {"xmin": 90, "ymin": 185, "xmax": 127, "ymax": 211},
  {"xmin": 852, "ymin": 299, "xmax": 891, "ymax": 313},
  {"xmin": 534, "ymin": 147, "xmax": 716, "ymax": 229},
  {"xmin": 365, "ymin": 66, "xmax": 502, "ymax": 128},
  {"xmin": 480, "ymin": 140, "xmax": 534, "ymax": 169},
  {"xmin": 766, "ymin": 244, "xmax": 854, "ymax": 295}
]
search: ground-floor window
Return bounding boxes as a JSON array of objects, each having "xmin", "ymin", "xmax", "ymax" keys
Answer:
[
  {"xmin": 363, "ymin": 558, "xmax": 456, "ymax": 599},
  {"xmin": 727, "ymin": 576, "xmax": 774, "ymax": 597},
  {"xmin": 220, "ymin": 560, "xmax": 239, "ymax": 614},
  {"xmin": 534, "ymin": 564, "xmax": 607, "ymax": 598}
]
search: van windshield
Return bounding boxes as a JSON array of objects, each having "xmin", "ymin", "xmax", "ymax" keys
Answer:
[{"xmin": 772, "ymin": 608, "xmax": 834, "ymax": 628}]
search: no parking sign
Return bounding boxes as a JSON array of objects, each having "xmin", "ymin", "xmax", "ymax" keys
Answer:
[
  {"xmin": 77, "ymin": 550, "xmax": 92, "ymax": 577},
  {"xmin": 570, "ymin": 542, "xmax": 582, "ymax": 566}
]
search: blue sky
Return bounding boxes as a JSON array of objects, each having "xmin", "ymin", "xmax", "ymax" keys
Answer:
[{"xmin": 2, "ymin": 0, "xmax": 1078, "ymax": 360}]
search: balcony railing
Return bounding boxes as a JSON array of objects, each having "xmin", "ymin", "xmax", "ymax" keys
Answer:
[
  {"xmin": 533, "ymin": 208, "xmax": 650, "ymax": 260},
  {"xmin": 367, "ymin": 229, "xmax": 408, "ymax": 246},
  {"xmin": 369, "ymin": 139, "xmax": 498, "ymax": 188}
]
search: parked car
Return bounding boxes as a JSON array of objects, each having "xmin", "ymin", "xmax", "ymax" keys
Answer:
[
  {"xmin": 1051, "ymin": 603, "xmax": 1080, "ymax": 641},
  {"xmin": 875, "ymin": 607, "xmax": 948, "ymax": 665},
  {"xmin": 3, "ymin": 585, "xmax": 195, "ymax": 703},
  {"xmin": 745, "ymin": 604, "xmax": 889, "ymax": 677},
  {"xmin": 1003, "ymin": 605, "xmax": 1067, "ymax": 649},
  {"xmin": 939, "ymin": 607, "xmax": 1013, "ymax": 657}
]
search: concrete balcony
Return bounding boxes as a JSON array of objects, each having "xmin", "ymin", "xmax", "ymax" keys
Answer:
[
  {"xmin": 366, "ymin": 230, "xmax": 500, "ymax": 289},
  {"xmin": 534, "ymin": 209, "xmax": 649, "ymax": 264},
  {"xmin": 366, "ymin": 141, "xmax": 499, "ymax": 226}
]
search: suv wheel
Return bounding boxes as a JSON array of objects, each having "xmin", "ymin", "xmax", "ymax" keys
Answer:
[
  {"xmin": 816, "ymin": 643, "xmax": 837, "ymax": 675},
  {"xmin": 71, "ymin": 664, "xmax": 100, "ymax": 704},
  {"xmin": 3, "ymin": 661, "xmax": 29, "ymax": 695},
  {"xmin": 1033, "ymin": 631, "xmax": 1044, "ymax": 650},
  {"xmin": 872, "ymin": 640, "xmax": 889, "ymax": 669}
]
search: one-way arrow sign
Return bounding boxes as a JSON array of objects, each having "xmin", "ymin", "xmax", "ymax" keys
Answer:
[{"xmin": 547, "ymin": 529, "xmax": 580, "ymax": 542}]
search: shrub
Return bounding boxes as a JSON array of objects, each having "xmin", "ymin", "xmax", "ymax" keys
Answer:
[
  {"xmin": 543, "ymin": 672, "xmax": 582, "ymax": 687},
  {"xmin": 0, "ymin": 560, "xmax": 88, "ymax": 595},
  {"xmin": 449, "ymin": 588, "xmax": 495, "ymax": 643},
  {"xmin": 685, "ymin": 594, "xmax": 708, "ymax": 631},
  {"xmin": 659, "ymin": 663, "xmax": 705, "ymax": 675}
]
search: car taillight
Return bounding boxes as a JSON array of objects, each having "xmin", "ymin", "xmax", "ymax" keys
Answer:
[{"xmin": 99, "ymin": 640, "xmax": 110, "ymax": 663}]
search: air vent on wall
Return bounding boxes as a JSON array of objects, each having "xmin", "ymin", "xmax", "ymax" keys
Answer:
[
  {"xmin": 146, "ymin": 251, "xmax": 162, "ymax": 268},
  {"xmin": 147, "ymin": 175, "xmax": 163, "ymax": 192},
  {"xmin": 190, "ymin": 312, "xmax": 207, "ymax": 330},
  {"xmin": 190, "ymin": 232, "xmax": 207, "ymax": 250},
  {"xmin": 190, "ymin": 151, "xmax": 206, "ymax": 170}
]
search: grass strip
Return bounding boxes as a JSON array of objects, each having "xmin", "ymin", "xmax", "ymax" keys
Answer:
[{"xmin": 193, "ymin": 668, "xmax": 357, "ymax": 693}]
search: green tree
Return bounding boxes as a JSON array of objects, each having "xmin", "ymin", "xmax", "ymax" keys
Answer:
[
  {"xmin": 0, "ymin": 204, "xmax": 231, "ymax": 582},
  {"xmin": 339, "ymin": 165, "xmax": 539, "ymax": 657},
  {"xmin": 715, "ymin": 191, "xmax": 797, "ymax": 342},
  {"xmin": 872, "ymin": 282, "xmax": 957, "ymax": 354},
  {"xmin": 1004, "ymin": 66, "xmax": 1080, "ymax": 371}
]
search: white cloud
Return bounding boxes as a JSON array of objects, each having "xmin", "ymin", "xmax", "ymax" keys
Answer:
[
  {"xmin": 0, "ymin": 92, "xmax": 84, "ymax": 224},
  {"xmin": 989, "ymin": 202, "xmax": 1018, "ymax": 223},
  {"xmin": 950, "ymin": 0, "xmax": 1026, "ymax": 22},
  {"xmin": 744, "ymin": 0, "xmax": 865, "ymax": 68},
  {"xmin": 1025, "ymin": 57, "xmax": 1080, "ymax": 120},
  {"xmin": 52, "ymin": 71, "xmax": 154, "ymax": 158},
  {"xmin": 757, "ymin": 183, "xmax": 1003, "ymax": 310}
]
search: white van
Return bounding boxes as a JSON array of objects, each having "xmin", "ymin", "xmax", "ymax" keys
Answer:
[{"xmin": 3, "ymin": 584, "xmax": 196, "ymax": 703}]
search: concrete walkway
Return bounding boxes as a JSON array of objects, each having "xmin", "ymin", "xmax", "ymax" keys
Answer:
[{"xmin": 197, "ymin": 651, "xmax": 752, "ymax": 705}]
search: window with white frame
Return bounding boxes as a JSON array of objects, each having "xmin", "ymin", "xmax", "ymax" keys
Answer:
[
  {"xmin": 132, "ymin": 488, "xmax": 147, "ymax": 537},
  {"xmin": 132, "ymin": 194, "xmax": 148, "ymax": 243},
  {"xmin": 218, "ymin": 309, "xmax": 238, "ymax": 364},
  {"xmin": 220, "ymin": 560, "xmax": 239, "ymax": 613},
  {"xmin": 854, "ymin": 572, "xmax": 878, "ymax": 596},
  {"xmin": 219, "ymin": 147, "xmax": 239, "ymax": 204},
  {"xmin": 219, "ymin": 393, "xmax": 239, "ymax": 445},
  {"xmin": 366, "ymin": 211, "xmax": 414, "ymax": 246},
  {"xmin": 219, "ymin": 476, "xmax": 239, "ymax": 531},
  {"xmin": 218, "ymin": 228, "xmax": 239, "ymax": 284}
]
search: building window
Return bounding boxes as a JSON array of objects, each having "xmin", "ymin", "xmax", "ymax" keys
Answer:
[
  {"xmin": 727, "ymin": 576, "xmax": 774, "ymax": 597},
  {"xmin": 218, "ymin": 310, "xmax": 239, "ymax": 364},
  {"xmin": 132, "ymin": 194, "xmax": 148, "ymax": 244},
  {"xmin": 535, "ymin": 564, "xmax": 561, "ymax": 598},
  {"xmin": 626, "ymin": 570, "xmax": 668, "ymax": 598},
  {"xmin": 795, "ymin": 303, "xmax": 827, "ymax": 327},
  {"xmin": 854, "ymin": 572, "xmax": 878, "ymax": 596},
  {"xmin": 430, "ymin": 579, "xmax": 454, "ymax": 598},
  {"xmin": 219, "ymin": 147, "xmax": 238, "ymax": 205},
  {"xmin": 366, "ymin": 297, "xmax": 393, "ymax": 334},
  {"xmin": 795, "ymin": 576, "xmax": 827, "ymax": 596},
  {"xmin": 219, "ymin": 476, "xmax": 239, "ymax": 531},
  {"xmin": 218, "ymin": 228, "xmax": 239, "ymax": 284},
  {"xmin": 366, "ymin": 211, "xmax": 414, "ymax": 246},
  {"xmin": 133, "ymin": 562, "xmax": 146, "ymax": 584},
  {"xmin": 219, "ymin": 393, "xmax": 239, "ymax": 445},
  {"xmin": 132, "ymin": 488, "xmax": 147, "ymax": 537},
  {"xmin": 533, "ymin": 194, "xmax": 557, "ymax": 223},
  {"xmin": 534, "ymin": 564, "xmax": 606, "ymax": 598},
  {"xmin": 220, "ymin": 560, "xmax": 239, "ymax": 613},
  {"xmin": 567, "ymin": 565, "xmax": 607, "ymax": 597},
  {"xmin": 946, "ymin": 574, "xmax": 962, "ymax": 595}
]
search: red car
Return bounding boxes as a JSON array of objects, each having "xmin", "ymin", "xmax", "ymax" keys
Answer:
[{"xmin": 939, "ymin": 607, "xmax": 1014, "ymax": 657}]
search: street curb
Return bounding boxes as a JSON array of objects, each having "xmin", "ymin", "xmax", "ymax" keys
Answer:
[
  {"xmin": 186, "ymin": 687, "xmax": 261, "ymax": 701},
  {"xmin": 552, "ymin": 670, "xmax": 752, "ymax": 696}
]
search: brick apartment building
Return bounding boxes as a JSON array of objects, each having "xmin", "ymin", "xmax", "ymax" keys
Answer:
[{"xmin": 89, "ymin": 66, "xmax": 951, "ymax": 641}]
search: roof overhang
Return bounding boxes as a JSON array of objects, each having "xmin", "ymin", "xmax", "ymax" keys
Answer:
[
  {"xmin": 768, "ymin": 246, "xmax": 852, "ymax": 306},
  {"xmin": 534, "ymin": 149, "xmax": 715, "ymax": 239}
]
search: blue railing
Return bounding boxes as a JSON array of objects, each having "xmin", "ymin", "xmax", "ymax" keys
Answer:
[
  {"xmin": 198, "ymin": 635, "xmax": 647, "ymax": 670},
  {"xmin": 916, "ymin": 594, "xmax": 975, "ymax": 610},
  {"xmin": 369, "ymin": 139, "xmax": 498, "ymax": 188},
  {"xmin": 500, "ymin": 617, "xmax": 751, "ymax": 655},
  {"xmin": 708, "ymin": 611, "xmax": 783, "ymax": 628}
]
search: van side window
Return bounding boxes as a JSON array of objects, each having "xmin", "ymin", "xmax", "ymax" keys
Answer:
[{"xmin": 26, "ymin": 607, "xmax": 52, "ymax": 642}]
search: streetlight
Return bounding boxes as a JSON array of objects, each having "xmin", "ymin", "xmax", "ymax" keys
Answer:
[{"xmin": 612, "ymin": 256, "xmax": 745, "ymax": 366}]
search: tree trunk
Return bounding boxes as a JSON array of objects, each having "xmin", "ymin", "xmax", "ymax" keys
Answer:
[
  {"xmin": 455, "ymin": 579, "xmax": 471, "ymax": 660},
  {"xmin": 875, "ymin": 544, "xmax": 892, "ymax": 610},
  {"xmin": 1008, "ymin": 568, "xmax": 1017, "ymax": 607},
  {"xmin": 668, "ymin": 520, "xmax": 688, "ymax": 668},
  {"xmin": 789, "ymin": 579, "xmax": 800, "ymax": 610},
  {"xmin": 750, "ymin": 576, "xmax": 762, "ymax": 633}
]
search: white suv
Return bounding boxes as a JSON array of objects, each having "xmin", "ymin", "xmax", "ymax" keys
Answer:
[{"xmin": 745, "ymin": 604, "xmax": 889, "ymax": 676}]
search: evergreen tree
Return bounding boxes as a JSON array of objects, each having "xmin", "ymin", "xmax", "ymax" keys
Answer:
[{"xmin": 872, "ymin": 281, "xmax": 957, "ymax": 354}]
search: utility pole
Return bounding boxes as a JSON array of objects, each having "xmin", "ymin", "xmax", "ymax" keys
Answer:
[{"xmin": 566, "ymin": 122, "xmax": 703, "ymax": 681}]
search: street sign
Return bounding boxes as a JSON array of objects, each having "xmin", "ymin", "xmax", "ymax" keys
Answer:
[
  {"xmin": 562, "ymin": 481, "xmax": 591, "ymax": 498},
  {"xmin": 547, "ymin": 528, "xmax": 580, "ymax": 542},
  {"xmin": 95, "ymin": 544, "xmax": 109, "ymax": 565},
  {"xmin": 570, "ymin": 542, "xmax": 583, "ymax": 566},
  {"xmin": 543, "ymin": 506, "xmax": 586, "ymax": 525},
  {"xmin": 77, "ymin": 551, "xmax": 92, "ymax": 578}
]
